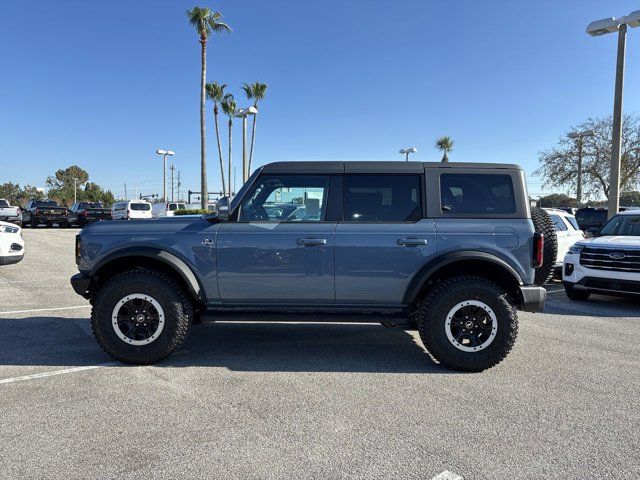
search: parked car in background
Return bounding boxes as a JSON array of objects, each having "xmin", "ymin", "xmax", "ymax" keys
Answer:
[
  {"xmin": 544, "ymin": 208, "xmax": 584, "ymax": 276},
  {"xmin": 152, "ymin": 202, "xmax": 187, "ymax": 217},
  {"xmin": 71, "ymin": 161, "xmax": 553, "ymax": 372},
  {"xmin": 575, "ymin": 206, "xmax": 629, "ymax": 235},
  {"xmin": 0, "ymin": 220, "xmax": 24, "ymax": 265},
  {"xmin": 0, "ymin": 199, "xmax": 22, "ymax": 226},
  {"xmin": 67, "ymin": 202, "xmax": 112, "ymax": 227},
  {"xmin": 563, "ymin": 209, "xmax": 640, "ymax": 300},
  {"xmin": 111, "ymin": 200, "xmax": 153, "ymax": 220},
  {"xmin": 23, "ymin": 200, "xmax": 68, "ymax": 228}
]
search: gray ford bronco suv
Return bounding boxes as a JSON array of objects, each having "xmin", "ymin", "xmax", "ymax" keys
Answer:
[{"xmin": 71, "ymin": 162, "xmax": 554, "ymax": 372}]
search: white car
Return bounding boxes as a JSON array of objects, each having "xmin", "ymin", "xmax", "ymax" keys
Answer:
[
  {"xmin": 0, "ymin": 220, "xmax": 24, "ymax": 265},
  {"xmin": 152, "ymin": 202, "xmax": 187, "ymax": 217},
  {"xmin": 563, "ymin": 209, "xmax": 640, "ymax": 300},
  {"xmin": 543, "ymin": 208, "xmax": 584, "ymax": 275},
  {"xmin": 111, "ymin": 200, "xmax": 153, "ymax": 220}
]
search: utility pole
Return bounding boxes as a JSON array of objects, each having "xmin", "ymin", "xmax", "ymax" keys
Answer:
[
  {"xmin": 73, "ymin": 178, "xmax": 78, "ymax": 203},
  {"xmin": 124, "ymin": 183, "xmax": 127, "ymax": 200},
  {"xmin": 568, "ymin": 130, "xmax": 595, "ymax": 205},
  {"xmin": 177, "ymin": 171, "xmax": 181, "ymax": 202},
  {"xmin": 170, "ymin": 164, "xmax": 175, "ymax": 202},
  {"xmin": 609, "ymin": 23, "xmax": 627, "ymax": 218}
]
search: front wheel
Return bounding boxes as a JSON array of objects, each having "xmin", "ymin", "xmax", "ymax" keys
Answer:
[
  {"xmin": 565, "ymin": 286, "xmax": 590, "ymax": 301},
  {"xmin": 91, "ymin": 268, "xmax": 193, "ymax": 364},
  {"xmin": 417, "ymin": 276, "xmax": 518, "ymax": 372}
]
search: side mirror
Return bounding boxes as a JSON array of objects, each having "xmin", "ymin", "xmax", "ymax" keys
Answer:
[{"xmin": 204, "ymin": 197, "xmax": 231, "ymax": 222}]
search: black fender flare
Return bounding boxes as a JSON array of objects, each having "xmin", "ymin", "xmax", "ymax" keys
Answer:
[
  {"xmin": 91, "ymin": 247, "xmax": 204, "ymax": 300},
  {"xmin": 403, "ymin": 251, "xmax": 524, "ymax": 305}
]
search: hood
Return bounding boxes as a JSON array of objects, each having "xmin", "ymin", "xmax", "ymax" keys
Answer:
[
  {"xmin": 82, "ymin": 216, "xmax": 210, "ymax": 235},
  {"xmin": 578, "ymin": 235, "xmax": 640, "ymax": 248}
]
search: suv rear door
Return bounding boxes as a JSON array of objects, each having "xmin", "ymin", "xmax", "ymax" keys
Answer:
[
  {"xmin": 334, "ymin": 167, "xmax": 437, "ymax": 305},
  {"xmin": 216, "ymin": 173, "xmax": 337, "ymax": 304}
]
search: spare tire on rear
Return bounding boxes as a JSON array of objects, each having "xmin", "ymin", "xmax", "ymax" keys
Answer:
[{"xmin": 531, "ymin": 208, "xmax": 557, "ymax": 286}]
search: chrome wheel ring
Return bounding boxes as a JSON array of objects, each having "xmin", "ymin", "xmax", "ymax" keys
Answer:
[
  {"xmin": 111, "ymin": 293, "xmax": 165, "ymax": 346},
  {"xmin": 445, "ymin": 300, "xmax": 498, "ymax": 352}
]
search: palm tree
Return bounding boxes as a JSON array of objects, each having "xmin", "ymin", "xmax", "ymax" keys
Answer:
[
  {"xmin": 186, "ymin": 7, "xmax": 231, "ymax": 209},
  {"xmin": 221, "ymin": 94, "xmax": 237, "ymax": 195},
  {"xmin": 435, "ymin": 136, "xmax": 454, "ymax": 162},
  {"xmin": 241, "ymin": 82, "xmax": 268, "ymax": 174},
  {"xmin": 205, "ymin": 82, "xmax": 227, "ymax": 196}
]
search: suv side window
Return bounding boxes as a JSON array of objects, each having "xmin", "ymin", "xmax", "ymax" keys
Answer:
[
  {"xmin": 549, "ymin": 214, "xmax": 568, "ymax": 231},
  {"xmin": 440, "ymin": 173, "xmax": 515, "ymax": 215},
  {"xmin": 343, "ymin": 174, "xmax": 422, "ymax": 222},
  {"xmin": 239, "ymin": 175, "xmax": 329, "ymax": 222}
]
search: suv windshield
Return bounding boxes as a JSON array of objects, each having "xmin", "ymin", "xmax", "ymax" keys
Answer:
[
  {"xmin": 35, "ymin": 201, "xmax": 58, "ymax": 207},
  {"xmin": 598, "ymin": 214, "xmax": 640, "ymax": 236},
  {"xmin": 80, "ymin": 202, "xmax": 103, "ymax": 209}
]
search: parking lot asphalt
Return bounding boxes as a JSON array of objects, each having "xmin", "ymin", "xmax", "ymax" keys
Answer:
[{"xmin": 0, "ymin": 229, "xmax": 638, "ymax": 479}]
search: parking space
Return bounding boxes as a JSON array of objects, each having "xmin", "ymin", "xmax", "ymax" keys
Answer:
[{"xmin": 0, "ymin": 230, "xmax": 638, "ymax": 479}]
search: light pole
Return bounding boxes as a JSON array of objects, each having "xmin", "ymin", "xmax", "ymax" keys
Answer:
[
  {"xmin": 399, "ymin": 147, "xmax": 417, "ymax": 162},
  {"xmin": 155, "ymin": 149, "xmax": 175, "ymax": 202},
  {"xmin": 587, "ymin": 10, "xmax": 640, "ymax": 218},
  {"xmin": 235, "ymin": 107, "xmax": 258, "ymax": 182},
  {"xmin": 72, "ymin": 177, "xmax": 78, "ymax": 203},
  {"xmin": 567, "ymin": 130, "xmax": 595, "ymax": 205}
]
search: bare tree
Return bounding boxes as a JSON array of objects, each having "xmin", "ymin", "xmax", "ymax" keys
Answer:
[{"xmin": 536, "ymin": 115, "xmax": 640, "ymax": 200}]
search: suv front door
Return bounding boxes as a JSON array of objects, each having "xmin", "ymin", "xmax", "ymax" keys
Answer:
[
  {"xmin": 334, "ymin": 171, "xmax": 437, "ymax": 306},
  {"xmin": 216, "ymin": 174, "xmax": 336, "ymax": 304}
]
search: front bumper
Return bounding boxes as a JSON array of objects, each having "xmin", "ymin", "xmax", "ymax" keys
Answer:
[
  {"xmin": 70, "ymin": 273, "xmax": 92, "ymax": 299},
  {"xmin": 564, "ymin": 277, "xmax": 640, "ymax": 297},
  {"xmin": 518, "ymin": 285, "xmax": 546, "ymax": 312},
  {"xmin": 0, "ymin": 253, "xmax": 24, "ymax": 265}
]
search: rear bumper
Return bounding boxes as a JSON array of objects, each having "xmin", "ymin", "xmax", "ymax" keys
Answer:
[
  {"xmin": 70, "ymin": 273, "xmax": 92, "ymax": 299},
  {"xmin": 518, "ymin": 285, "xmax": 546, "ymax": 312}
]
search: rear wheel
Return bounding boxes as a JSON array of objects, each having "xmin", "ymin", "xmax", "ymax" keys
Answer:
[
  {"xmin": 417, "ymin": 276, "xmax": 518, "ymax": 372},
  {"xmin": 531, "ymin": 208, "xmax": 558, "ymax": 286},
  {"xmin": 565, "ymin": 286, "xmax": 590, "ymax": 301},
  {"xmin": 91, "ymin": 269, "xmax": 193, "ymax": 364}
]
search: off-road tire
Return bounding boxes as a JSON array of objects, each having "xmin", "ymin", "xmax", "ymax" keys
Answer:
[
  {"xmin": 91, "ymin": 268, "xmax": 193, "ymax": 364},
  {"xmin": 531, "ymin": 208, "xmax": 557, "ymax": 286},
  {"xmin": 564, "ymin": 286, "xmax": 590, "ymax": 301},
  {"xmin": 417, "ymin": 276, "xmax": 518, "ymax": 372}
]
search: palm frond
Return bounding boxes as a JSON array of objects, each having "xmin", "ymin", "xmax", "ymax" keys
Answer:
[
  {"xmin": 242, "ymin": 83, "xmax": 253, "ymax": 99},
  {"xmin": 186, "ymin": 7, "xmax": 231, "ymax": 38},
  {"xmin": 205, "ymin": 82, "xmax": 226, "ymax": 102},
  {"xmin": 221, "ymin": 94, "xmax": 236, "ymax": 117},
  {"xmin": 435, "ymin": 136, "xmax": 454, "ymax": 152}
]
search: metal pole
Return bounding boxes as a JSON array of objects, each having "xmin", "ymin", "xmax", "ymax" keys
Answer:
[
  {"xmin": 242, "ymin": 116, "xmax": 248, "ymax": 182},
  {"xmin": 577, "ymin": 137, "xmax": 583, "ymax": 205},
  {"xmin": 405, "ymin": 152, "xmax": 409, "ymax": 162},
  {"xmin": 162, "ymin": 154, "xmax": 167, "ymax": 202},
  {"xmin": 608, "ymin": 23, "xmax": 627, "ymax": 219},
  {"xmin": 74, "ymin": 178, "xmax": 77, "ymax": 203},
  {"xmin": 170, "ymin": 164, "xmax": 175, "ymax": 202}
]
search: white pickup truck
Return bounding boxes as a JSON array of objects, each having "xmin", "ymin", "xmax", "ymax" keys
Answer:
[{"xmin": 0, "ymin": 199, "xmax": 22, "ymax": 227}]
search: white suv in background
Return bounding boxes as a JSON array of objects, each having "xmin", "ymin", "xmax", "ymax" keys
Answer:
[
  {"xmin": 111, "ymin": 200, "xmax": 153, "ymax": 220},
  {"xmin": 563, "ymin": 209, "xmax": 640, "ymax": 300},
  {"xmin": 544, "ymin": 208, "xmax": 584, "ymax": 275},
  {"xmin": 0, "ymin": 220, "xmax": 24, "ymax": 265}
]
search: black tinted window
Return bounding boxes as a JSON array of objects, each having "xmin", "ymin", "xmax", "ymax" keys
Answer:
[
  {"xmin": 440, "ymin": 174, "xmax": 515, "ymax": 215},
  {"xmin": 343, "ymin": 175, "xmax": 422, "ymax": 222},
  {"xmin": 130, "ymin": 203, "xmax": 151, "ymax": 211}
]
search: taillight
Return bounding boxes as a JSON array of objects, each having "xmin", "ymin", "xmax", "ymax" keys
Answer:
[
  {"xmin": 75, "ymin": 235, "xmax": 82, "ymax": 260},
  {"xmin": 533, "ymin": 233, "xmax": 544, "ymax": 268}
]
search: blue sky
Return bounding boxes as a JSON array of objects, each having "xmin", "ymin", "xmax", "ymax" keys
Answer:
[{"xmin": 1, "ymin": 0, "xmax": 639, "ymax": 199}]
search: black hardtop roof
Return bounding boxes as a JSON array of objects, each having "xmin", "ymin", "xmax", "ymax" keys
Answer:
[{"xmin": 260, "ymin": 161, "xmax": 522, "ymax": 174}]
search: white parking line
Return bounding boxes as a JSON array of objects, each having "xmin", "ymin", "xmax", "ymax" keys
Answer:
[
  {"xmin": 0, "ymin": 305, "xmax": 90, "ymax": 316},
  {"xmin": 431, "ymin": 471, "xmax": 464, "ymax": 480},
  {"xmin": 0, "ymin": 363, "xmax": 118, "ymax": 385},
  {"xmin": 547, "ymin": 289, "xmax": 565, "ymax": 294}
]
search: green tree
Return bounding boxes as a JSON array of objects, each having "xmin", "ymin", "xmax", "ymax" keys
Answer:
[
  {"xmin": 205, "ymin": 82, "xmax": 228, "ymax": 196},
  {"xmin": 538, "ymin": 193, "xmax": 578, "ymax": 208},
  {"xmin": 46, "ymin": 165, "xmax": 90, "ymax": 204},
  {"xmin": 241, "ymin": 82, "xmax": 268, "ymax": 174},
  {"xmin": 620, "ymin": 190, "xmax": 640, "ymax": 207},
  {"xmin": 221, "ymin": 94, "xmax": 237, "ymax": 194},
  {"xmin": 536, "ymin": 115, "xmax": 640, "ymax": 201},
  {"xmin": 435, "ymin": 136, "xmax": 454, "ymax": 162},
  {"xmin": 186, "ymin": 6, "xmax": 231, "ymax": 209}
]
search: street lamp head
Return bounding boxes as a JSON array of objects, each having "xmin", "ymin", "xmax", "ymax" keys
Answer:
[
  {"xmin": 627, "ymin": 10, "xmax": 640, "ymax": 28},
  {"xmin": 586, "ymin": 17, "xmax": 619, "ymax": 36},
  {"xmin": 166, "ymin": 150, "xmax": 175, "ymax": 156},
  {"xmin": 235, "ymin": 106, "xmax": 258, "ymax": 118},
  {"xmin": 399, "ymin": 147, "xmax": 417, "ymax": 154},
  {"xmin": 156, "ymin": 149, "xmax": 167, "ymax": 155}
]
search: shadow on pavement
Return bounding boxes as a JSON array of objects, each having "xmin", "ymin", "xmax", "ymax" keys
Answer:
[
  {"xmin": 544, "ymin": 291, "xmax": 640, "ymax": 318},
  {"xmin": 0, "ymin": 317, "xmax": 452, "ymax": 374}
]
